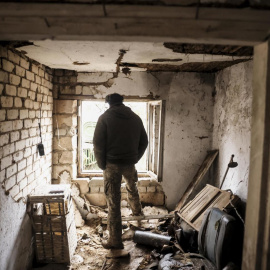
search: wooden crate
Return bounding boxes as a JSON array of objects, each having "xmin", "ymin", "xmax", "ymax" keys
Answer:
[
  {"xmin": 28, "ymin": 184, "xmax": 77, "ymax": 264},
  {"xmin": 178, "ymin": 184, "xmax": 240, "ymax": 231}
]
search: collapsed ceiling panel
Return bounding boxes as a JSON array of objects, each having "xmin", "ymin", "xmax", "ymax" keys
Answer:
[{"xmin": 14, "ymin": 40, "xmax": 252, "ymax": 73}]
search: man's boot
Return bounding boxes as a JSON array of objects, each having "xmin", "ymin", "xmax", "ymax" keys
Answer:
[{"xmin": 102, "ymin": 239, "xmax": 124, "ymax": 249}]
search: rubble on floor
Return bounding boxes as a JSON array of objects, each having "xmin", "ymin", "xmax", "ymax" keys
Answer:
[
  {"xmin": 32, "ymin": 182, "xmax": 244, "ymax": 270},
  {"xmin": 70, "ymin": 204, "xmax": 170, "ymax": 270}
]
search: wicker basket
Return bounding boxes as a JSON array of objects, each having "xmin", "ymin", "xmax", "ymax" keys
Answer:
[{"xmin": 28, "ymin": 184, "xmax": 77, "ymax": 263}]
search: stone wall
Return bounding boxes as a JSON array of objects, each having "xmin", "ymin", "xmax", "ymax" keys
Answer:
[
  {"xmin": 212, "ymin": 61, "xmax": 253, "ymax": 203},
  {"xmin": 52, "ymin": 69, "xmax": 78, "ymax": 183},
  {"xmin": 74, "ymin": 177, "xmax": 165, "ymax": 207},
  {"xmin": 0, "ymin": 46, "xmax": 53, "ymax": 270}
]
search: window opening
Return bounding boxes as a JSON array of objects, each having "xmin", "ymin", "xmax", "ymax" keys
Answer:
[
  {"xmin": 79, "ymin": 99, "xmax": 164, "ymax": 181},
  {"xmin": 80, "ymin": 101, "xmax": 148, "ymax": 173}
]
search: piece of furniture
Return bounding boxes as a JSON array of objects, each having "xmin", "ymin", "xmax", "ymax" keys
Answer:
[
  {"xmin": 28, "ymin": 184, "xmax": 77, "ymax": 264},
  {"xmin": 198, "ymin": 208, "xmax": 242, "ymax": 270}
]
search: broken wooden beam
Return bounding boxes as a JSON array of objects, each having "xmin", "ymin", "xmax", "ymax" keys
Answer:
[
  {"xmin": 101, "ymin": 214, "xmax": 174, "ymax": 224},
  {"xmin": 175, "ymin": 150, "xmax": 218, "ymax": 211}
]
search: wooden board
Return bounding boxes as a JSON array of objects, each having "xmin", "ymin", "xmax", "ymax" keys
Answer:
[
  {"xmin": 175, "ymin": 150, "xmax": 219, "ymax": 211},
  {"xmin": 178, "ymin": 184, "xmax": 240, "ymax": 231},
  {"xmin": 1, "ymin": 4, "xmax": 270, "ymax": 45}
]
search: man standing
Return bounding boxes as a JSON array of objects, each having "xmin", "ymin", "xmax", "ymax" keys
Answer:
[{"xmin": 93, "ymin": 93, "xmax": 148, "ymax": 249}]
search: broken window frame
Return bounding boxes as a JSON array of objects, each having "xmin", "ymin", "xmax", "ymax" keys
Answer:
[{"xmin": 77, "ymin": 99, "xmax": 165, "ymax": 182}]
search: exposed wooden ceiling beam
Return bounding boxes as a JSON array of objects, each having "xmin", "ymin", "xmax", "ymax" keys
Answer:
[{"xmin": 0, "ymin": 3, "xmax": 269, "ymax": 45}]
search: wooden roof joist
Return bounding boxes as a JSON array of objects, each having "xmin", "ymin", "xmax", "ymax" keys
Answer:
[{"xmin": 0, "ymin": 3, "xmax": 270, "ymax": 45}]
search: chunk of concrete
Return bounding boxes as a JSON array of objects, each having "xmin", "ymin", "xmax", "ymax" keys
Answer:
[
  {"xmin": 85, "ymin": 193, "xmax": 107, "ymax": 207},
  {"xmin": 72, "ymin": 178, "xmax": 90, "ymax": 194},
  {"xmin": 72, "ymin": 199, "xmax": 85, "ymax": 227},
  {"xmin": 71, "ymin": 183, "xmax": 89, "ymax": 218}
]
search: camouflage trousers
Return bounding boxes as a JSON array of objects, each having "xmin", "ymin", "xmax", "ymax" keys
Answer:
[{"xmin": 103, "ymin": 163, "xmax": 142, "ymax": 244}]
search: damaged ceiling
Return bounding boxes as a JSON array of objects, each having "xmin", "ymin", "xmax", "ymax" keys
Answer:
[{"xmin": 15, "ymin": 40, "xmax": 253, "ymax": 73}]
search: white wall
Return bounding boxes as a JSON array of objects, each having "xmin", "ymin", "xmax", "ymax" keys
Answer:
[
  {"xmin": 0, "ymin": 187, "xmax": 33, "ymax": 270},
  {"xmin": 62, "ymin": 71, "xmax": 215, "ymax": 210},
  {"xmin": 213, "ymin": 61, "xmax": 253, "ymax": 202}
]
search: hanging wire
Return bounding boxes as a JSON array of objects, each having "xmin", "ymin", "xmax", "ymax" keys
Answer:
[{"xmin": 227, "ymin": 189, "xmax": 245, "ymax": 226}]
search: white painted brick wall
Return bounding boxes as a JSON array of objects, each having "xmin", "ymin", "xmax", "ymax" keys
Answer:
[
  {"xmin": 3, "ymin": 143, "xmax": 15, "ymax": 156},
  {"xmin": 1, "ymin": 155, "xmax": 12, "ymax": 170},
  {"xmin": 0, "ymin": 134, "xmax": 9, "ymax": 146},
  {"xmin": 20, "ymin": 58, "xmax": 29, "ymax": 70},
  {"xmin": 0, "ymin": 121, "xmax": 13, "ymax": 133},
  {"xmin": 7, "ymin": 109, "xmax": 19, "ymax": 120},
  {"xmin": 1, "ymin": 96, "xmax": 13, "ymax": 107},
  {"xmin": 8, "ymin": 51, "xmax": 20, "ymax": 64},
  {"xmin": 26, "ymin": 71, "xmax": 35, "ymax": 81},
  {"xmin": 15, "ymin": 140, "xmax": 26, "ymax": 151},
  {"xmin": 18, "ymin": 159, "xmax": 27, "ymax": 171},
  {"xmin": 16, "ymin": 66, "xmax": 25, "ymax": 77},
  {"xmin": 21, "ymin": 79, "xmax": 30, "ymax": 89},
  {"xmin": 13, "ymin": 151, "xmax": 23, "ymax": 162},
  {"xmin": 21, "ymin": 130, "xmax": 29, "ymax": 139},
  {"xmin": 13, "ymin": 120, "xmax": 23, "ymax": 130},
  {"xmin": 6, "ymin": 84, "xmax": 16, "ymax": 96},
  {"xmin": 9, "ymin": 74, "xmax": 21, "ymax": 86},
  {"xmin": 17, "ymin": 170, "xmax": 26, "ymax": 183},
  {"xmin": 5, "ymin": 175, "xmax": 16, "ymax": 190},
  {"xmin": 2, "ymin": 59, "xmax": 15, "ymax": 72},
  {"xmin": 10, "ymin": 131, "xmax": 20, "ymax": 143},
  {"xmin": 20, "ymin": 109, "xmax": 28, "ymax": 119},
  {"xmin": 1, "ymin": 47, "xmax": 53, "ymax": 202},
  {"xmin": 14, "ymin": 97, "xmax": 22, "ymax": 107},
  {"xmin": 0, "ymin": 71, "xmax": 8, "ymax": 83},
  {"xmin": 0, "ymin": 110, "xmax": 6, "ymax": 121},
  {"xmin": 32, "ymin": 64, "xmax": 39, "ymax": 75},
  {"xmin": 6, "ymin": 164, "xmax": 17, "ymax": 178}
]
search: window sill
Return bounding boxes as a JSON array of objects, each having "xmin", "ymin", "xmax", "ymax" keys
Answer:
[{"xmin": 77, "ymin": 171, "xmax": 158, "ymax": 181}]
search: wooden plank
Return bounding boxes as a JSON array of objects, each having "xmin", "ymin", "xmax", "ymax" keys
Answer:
[
  {"xmin": 243, "ymin": 40, "xmax": 270, "ymax": 270},
  {"xmin": 192, "ymin": 191, "xmax": 232, "ymax": 230},
  {"xmin": 1, "ymin": 4, "xmax": 270, "ymax": 23},
  {"xmin": 181, "ymin": 189, "xmax": 220, "ymax": 221},
  {"xmin": 178, "ymin": 184, "xmax": 240, "ymax": 231},
  {"xmin": 0, "ymin": 5, "xmax": 270, "ymax": 45},
  {"xmin": 175, "ymin": 150, "xmax": 219, "ymax": 211},
  {"xmin": 102, "ymin": 213, "xmax": 174, "ymax": 224},
  {"xmin": 179, "ymin": 184, "xmax": 214, "ymax": 213}
]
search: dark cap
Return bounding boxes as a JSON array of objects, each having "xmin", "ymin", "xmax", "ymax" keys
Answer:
[{"xmin": 105, "ymin": 93, "xmax": 124, "ymax": 105}]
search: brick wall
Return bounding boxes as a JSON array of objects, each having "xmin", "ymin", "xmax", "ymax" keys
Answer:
[
  {"xmin": 0, "ymin": 46, "xmax": 53, "ymax": 201},
  {"xmin": 52, "ymin": 99, "xmax": 78, "ymax": 183}
]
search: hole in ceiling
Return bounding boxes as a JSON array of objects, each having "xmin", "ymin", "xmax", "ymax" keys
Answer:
[{"xmin": 73, "ymin": 61, "xmax": 90, "ymax": 66}]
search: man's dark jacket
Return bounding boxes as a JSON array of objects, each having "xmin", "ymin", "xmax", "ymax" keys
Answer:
[{"xmin": 93, "ymin": 104, "xmax": 148, "ymax": 170}]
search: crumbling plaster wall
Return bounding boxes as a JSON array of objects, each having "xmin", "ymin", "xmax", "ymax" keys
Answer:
[
  {"xmin": 212, "ymin": 61, "xmax": 253, "ymax": 203},
  {"xmin": 53, "ymin": 71, "xmax": 214, "ymax": 210},
  {"xmin": 0, "ymin": 46, "xmax": 53, "ymax": 270}
]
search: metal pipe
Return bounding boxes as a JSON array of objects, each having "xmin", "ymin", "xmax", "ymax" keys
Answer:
[{"xmin": 133, "ymin": 231, "xmax": 173, "ymax": 248}]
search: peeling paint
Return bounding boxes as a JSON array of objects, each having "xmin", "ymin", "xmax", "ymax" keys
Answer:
[
  {"xmin": 163, "ymin": 43, "xmax": 253, "ymax": 56},
  {"xmin": 152, "ymin": 58, "xmax": 183, "ymax": 62},
  {"xmin": 73, "ymin": 61, "xmax": 90, "ymax": 65},
  {"xmin": 120, "ymin": 59, "xmax": 250, "ymax": 73},
  {"xmin": 212, "ymin": 60, "xmax": 253, "ymax": 202}
]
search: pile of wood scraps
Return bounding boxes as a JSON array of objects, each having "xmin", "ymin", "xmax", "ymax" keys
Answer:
[{"xmin": 178, "ymin": 184, "xmax": 240, "ymax": 231}]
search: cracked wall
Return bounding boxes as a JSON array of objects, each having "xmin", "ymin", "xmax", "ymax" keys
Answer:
[
  {"xmin": 52, "ymin": 70, "xmax": 214, "ymax": 210},
  {"xmin": 0, "ymin": 46, "xmax": 53, "ymax": 270},
  {"xmin": 212, "ymin": 60, "xmax": 253, "ymax": 205}
]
